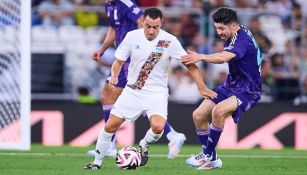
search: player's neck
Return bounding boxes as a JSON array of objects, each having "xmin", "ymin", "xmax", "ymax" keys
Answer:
[{"xmin": 231, "ymin": 25, "xmax": 240, "ymax": 38}]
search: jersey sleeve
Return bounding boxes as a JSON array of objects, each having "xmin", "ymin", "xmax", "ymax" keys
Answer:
[
  {"xmin": 118, "ymin": 0, "xmax": 143, "ymax": 23},
  {"xmin": 169, "ymin": 37, "xmax": 187, "ymax": 60},
  {"xmin": 224, "ymin": 35, "xmax": 246, "ymax": 60},
  {"xmin": 104, "ymin": 3, "xmax": 116, "ymax": 28},
  {"xmin": 115, "ymin": 32, "xmax": 131, "ymax": 61}
]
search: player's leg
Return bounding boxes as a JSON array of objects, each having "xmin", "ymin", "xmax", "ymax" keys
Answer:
[
  {"xmin": 165, "ymin": 122, "xmax": 186, "ymax": 159},
  {"xmin": 103, "ymin": 85, "xmax": 123, "ymax": 151},
  {"xmin": 84, "ymin": 114, "xmax": 124, "ymax": 169},
  {"xmin": 139, "ymin": 115, "xmax": 166, "ymax": 166},
  {"xmin": 85, "ymin": 77, "xmax": 143, "ymax": 169},
  {"xmin": 88, "ymin": 65, "xmax": 128, "ymax": 157},
  {"xmin": 198, "ymin": 95, "xmax": 238, "ymax": 170},
  {"xmin": 101, "ymin": 84, "xmax": 123, "ymax": 152},
  {"xmin": 87, "ymin": 85, "xmax": 123, "ymax": 157},
  {"xmin": 186, "ymin": 98, "xmax": 215, "ymax": 167},
  {"xmin": 102, "ymin": 63, "xmax": 128, "ymax": 153},
  {"xmin": 205, "ymin": 96, "xmax": 237, "ymax": 156},
  {"xmin": 139, "ymin": 92, "xmax": 168, "ymax": 166},
  {"xmin": 142, "ymin": 112, "xmax": 186, "ymax": 159}
]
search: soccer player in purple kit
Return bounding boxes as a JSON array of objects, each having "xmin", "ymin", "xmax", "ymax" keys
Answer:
[
  {"xmin": 182, "ymin": 7, "xmax": 262, "ymax": 170},
  {"xmin": 88, "ymin": 0, "xmax": 186, "ymax": 159}
]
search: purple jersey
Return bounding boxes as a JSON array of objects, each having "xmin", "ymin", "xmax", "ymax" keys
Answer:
[
  {"xmin": 105, "ymin": 0, "xmax": 143, "ymax": 47},
  {"xmin": 105, "ymin": 0, "xmax": 143, "ymax": 88},
  {"xmin": 223, "ymin": 25, "xmax": 262, "ymax": 101}
]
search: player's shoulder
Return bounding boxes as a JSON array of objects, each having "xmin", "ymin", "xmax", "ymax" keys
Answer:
[
  {"xmin": 160, "ymin": 29, "xmax": 178, "ymax": 41},
  {"xmin": 238, "ymin": 26, "xmax": 254, "ymax": 39},
  {"xmin": 126, "ymin": 28, "xmax": 143, "ymax": 37},
  {"xmin": 117, "ymin": 0, "xmax": 136, "ymax": 8}
]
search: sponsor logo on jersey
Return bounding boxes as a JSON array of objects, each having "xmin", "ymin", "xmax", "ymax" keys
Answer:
[
  {"xmin": 133, "ymin": 45, "xmax": 140, "ymax": 49},
  {"xmin": 132, "ymin": 7, "xmax": 141, "ymax": 14},
  {"xmin": 155, "ymin": 47, "xmax": 164, "ymax": 53}
]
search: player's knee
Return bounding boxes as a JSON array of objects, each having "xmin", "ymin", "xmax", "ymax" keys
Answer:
[
  {"xmin": 104, "ymin": 123, "xmax": 118, "ymax": 133},
  {"xmin": 151, "ymin": 124, "xmax": 164, "ymax": 134},
  {"xmin": 212, "ymin": 106, "xmax": 224, "ymax": 120},
  {"xmin": 192, "ymin": 110, "xmax": 206, "ymax": 123},
  {"xmin": 101, "ymin": 93, "xmax": 116, "ymax": 104}
]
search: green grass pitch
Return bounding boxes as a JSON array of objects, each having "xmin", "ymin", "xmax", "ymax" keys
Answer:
[{"xmin": 0, "ymin": 144, "xmax": 306, "ymax": 175}]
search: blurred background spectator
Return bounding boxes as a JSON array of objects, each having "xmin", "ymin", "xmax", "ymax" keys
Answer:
[
  {"xmin": 74, "ymin": 0, "xmax": 99, "ymax": 28},
  {"xmin": 249, "ymin": 16, "xmax": 272, "ymax": 54},
  {"xmin": 77, "ymin": 86, "xmax": 97, "ymax": 104},
  {"xmin": 169, "ymin": 65, "xmax": 203, "ymax": 104},
  {"xmin": 37, "ymin": 0, "xmax": 74, "ymax": 27}
]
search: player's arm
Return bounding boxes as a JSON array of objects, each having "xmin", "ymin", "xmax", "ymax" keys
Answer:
[
  {"xmin": 181, "ymin": 50, "xmax": 236, "ymax": 64},
  {"xmin": 184, "ymin": 63, "xmax": 218, "ymax": 99},
  {"xmin": 91, "ymin": 27, "xmax": 116, "ymax": 62},
  {"xmin": 109, "ymin": 59, "xmax": 125, "ymax": 90},
  {"xmin": 170, "ymin": 37, "xmax": 217, "ymax": 98}
]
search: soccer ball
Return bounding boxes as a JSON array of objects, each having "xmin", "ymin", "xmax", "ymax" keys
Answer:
[{"xmin": 116, "ymin": 146, "xmax": 141, "ymax": 170}]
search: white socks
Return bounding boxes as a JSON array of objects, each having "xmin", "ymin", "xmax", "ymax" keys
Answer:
[
  {"xmin": 93, "ymin": 129, "xmax": 114, "ymax": 166},
  {"xmin": 139, "ymin": 128, "xmax": 164, "ymax": 148}
]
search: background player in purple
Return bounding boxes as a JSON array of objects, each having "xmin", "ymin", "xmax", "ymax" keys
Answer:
[
  {"xmin": 181, "ymin": 7, "xmax": 262, "ymax": 170},
  {"xmin": 90, "ymin": 0, "xmax": 186, "ymax": 159}
]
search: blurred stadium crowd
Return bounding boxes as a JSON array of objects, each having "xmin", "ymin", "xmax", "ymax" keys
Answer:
[{"xmin": 29, "ymin": 0, "xmax": 307, "ymax": 104}]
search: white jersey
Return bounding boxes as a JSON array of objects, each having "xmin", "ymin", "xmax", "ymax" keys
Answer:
[{"xmin": 115, "ymin": 28, "xmax": 186, "ymax": 94}]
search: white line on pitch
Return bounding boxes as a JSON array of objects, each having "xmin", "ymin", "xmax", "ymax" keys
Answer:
[{"xmin": 0, "ymin": 152, "xmax": 307, "ymax": 159}]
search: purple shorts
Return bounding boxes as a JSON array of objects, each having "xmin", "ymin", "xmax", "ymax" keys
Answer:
[
  {"xmin": 212, "ymin": 85, "xmax": 260, "ymax": 123},
  {"xmin": 105, "ymin": 62, "xmax": 129, "ymax": 88}
]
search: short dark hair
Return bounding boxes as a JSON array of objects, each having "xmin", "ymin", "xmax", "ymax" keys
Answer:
[
  {"xmin": 144, "ymin": 8, "xmax": 163, "ymax": 20},
  {"xmin": 212, "ymin": 7, "xmax": 238, "ymax": 25}
]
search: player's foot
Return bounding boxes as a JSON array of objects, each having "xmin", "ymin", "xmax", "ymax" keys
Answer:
[
  {"xmin": 167, "ymin": 133, "xmax": 186, "ymax": 159},
  {"xmin": 186, "ymin": 152, "xmax": 207, "ymax": 167},
  {"xmin": 83, "ymin": 163, "xmax": 101, "ymax": 170},
  {"xmin": 197, "ymin": 158, "xmax": 222, "ymax": 170},
  {"xmin": 139, "ymin": 145, "xmax": 149, "ymax": 166}
]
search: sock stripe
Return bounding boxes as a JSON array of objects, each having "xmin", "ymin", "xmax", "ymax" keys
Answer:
[
  {"xmin": 196, "ymin": 129, "xmax": 209, "ymax": 135},
  {"xmin": 103, "ymin": 104, "xmax": 113, "ymax": 110},
  {"xmin": 196, "ymin": 131, "xmax": 209, "ymax": 135},
  {"xmin": 209, "ymin": 124, "xmax": 223, "ymax": 132}
]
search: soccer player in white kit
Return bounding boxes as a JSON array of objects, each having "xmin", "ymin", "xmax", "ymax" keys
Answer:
[{"xmin": 84, "ymin": 7, "xmax": 217, "ymax": 170}]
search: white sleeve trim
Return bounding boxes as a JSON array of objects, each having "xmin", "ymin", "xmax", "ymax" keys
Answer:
[{"xmin": 120, "ymin": 0, "xmax": 133, "ymax": 7}]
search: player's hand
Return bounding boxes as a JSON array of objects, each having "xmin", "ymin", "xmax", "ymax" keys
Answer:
[
  {"xmin": 109, "ymin": 76, "xmax": 118, "ymax": 91},
  {"xmin": 200, "ymin": 88, "xmax": 218, "ymax": 99},
  {"xmin": 91, "ymin": 49, "xmax": 104, "ymax": 62},
  {"xmin": 181, "ymin": 50, "xmax": 201, "ymax": 65}
]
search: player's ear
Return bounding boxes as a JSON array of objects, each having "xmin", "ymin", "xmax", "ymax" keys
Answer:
[
  {"xmin": 141, "ymin": 16, "xmax": 145, "ymax": 26},
  {"xmin": 230, "ymin": 22, "xmax": 236, "ymax": 29},
  {"xmin": 137, "ymin": 17, "xmax": 144, "ymax": 28}
]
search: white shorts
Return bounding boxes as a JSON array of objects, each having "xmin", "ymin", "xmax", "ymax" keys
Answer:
[{"xmin": 110, "ymin": 87, "xmax": 168, "ymax": 122}]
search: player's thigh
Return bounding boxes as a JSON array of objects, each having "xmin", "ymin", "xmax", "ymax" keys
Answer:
[
  {"xmin": 145, "ymin": 93, "xmax": 168, "ymax": 120},
  {"xmin": 104, "ymin": 114, "xmax": 125, "ymax": 133},
  {"xmin": 213, "ymin": 96, "xmax": 238, "ymax": 118},
  {"xmin": 148, "ymin": 115, "xmax": 166, "ymax": 134},
  {"xmin": 193, "ymin": 98, "xmax": 215, "ymax": 120},
  {"xmin": 101, "ymin": 84, "xmax": 123, "ymax": 104},
  {"xmin": 111, "ymin": 88, "xmax": 144, "ymax": 122}
]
